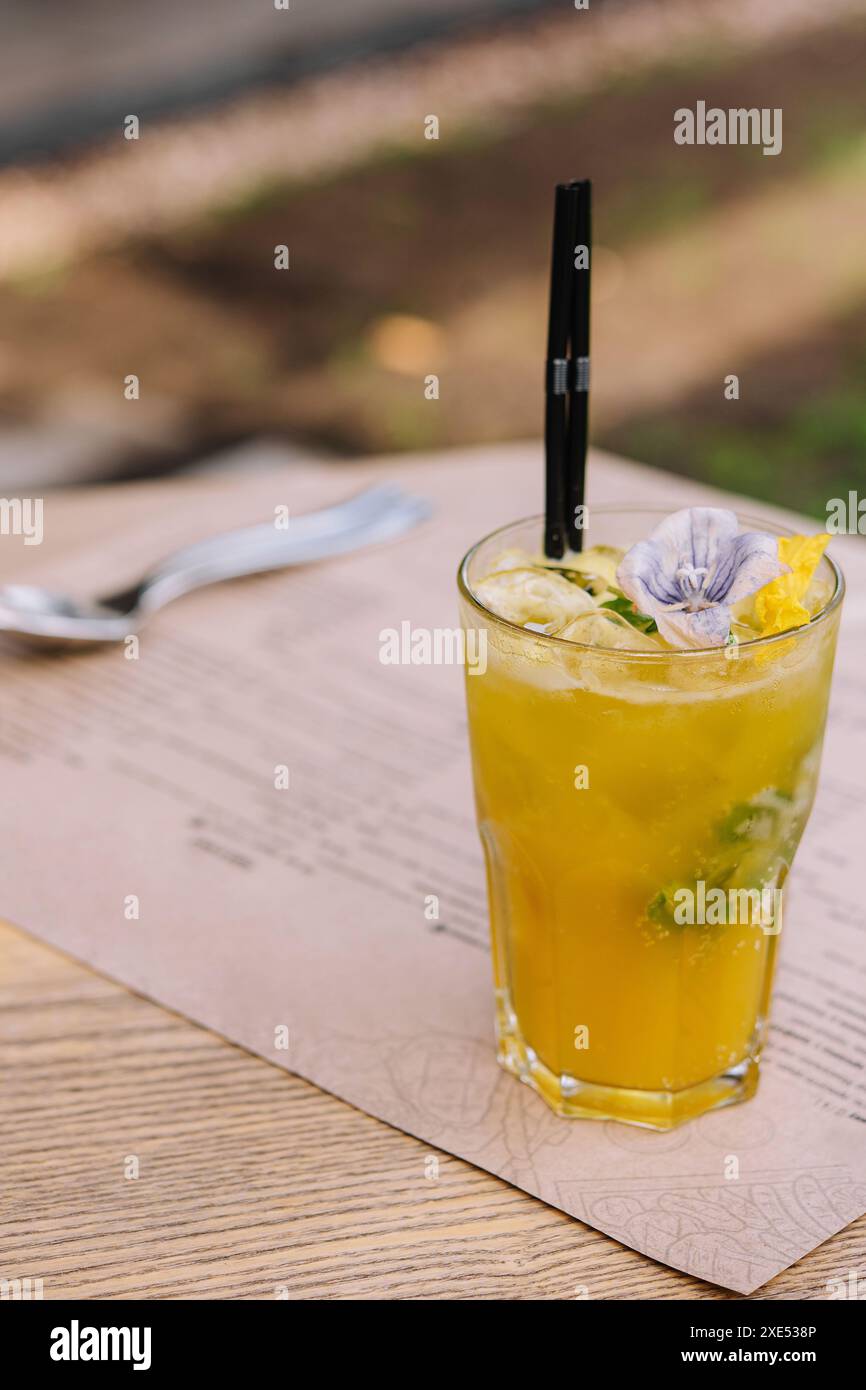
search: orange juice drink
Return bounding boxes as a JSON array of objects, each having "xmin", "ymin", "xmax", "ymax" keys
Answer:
[{"xmin": 458, "ymin": 508, "xmax": 843, "ymax": 1128}]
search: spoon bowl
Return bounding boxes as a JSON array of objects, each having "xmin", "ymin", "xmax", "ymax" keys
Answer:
[{"xmin": 0, "ymin": 485, "xmax": 429, "ymax": 648}]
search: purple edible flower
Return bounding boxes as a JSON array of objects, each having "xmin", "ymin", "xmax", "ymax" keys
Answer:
[{"xmin": 616, "ymin": 507, "xmax": 789, "ymax": 649}]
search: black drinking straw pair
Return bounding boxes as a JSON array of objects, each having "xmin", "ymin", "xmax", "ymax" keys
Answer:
[{"xmin": 544, "ymin": 179, "xmax": 591, "ymax": 558}]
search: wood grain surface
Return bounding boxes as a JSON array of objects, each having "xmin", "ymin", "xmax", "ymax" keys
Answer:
[{"xmin": 2, "ymin": 919, "xmax": 863, "ymax": 1301}]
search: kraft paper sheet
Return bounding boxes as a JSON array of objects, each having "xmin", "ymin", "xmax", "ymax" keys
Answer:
[{"xmin": 2, "ymin": 441, "xmax": 865, "ymax": 1294}]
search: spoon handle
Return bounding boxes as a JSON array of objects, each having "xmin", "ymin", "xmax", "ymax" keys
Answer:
[{"xmin": 101, "ymin": 485, "xmax": 428, "ymax": 616}]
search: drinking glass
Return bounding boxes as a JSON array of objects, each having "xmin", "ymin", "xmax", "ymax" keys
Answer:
[{"xmin": 458, "ymin": 508, "xmax": 844, "ymax": 1128}]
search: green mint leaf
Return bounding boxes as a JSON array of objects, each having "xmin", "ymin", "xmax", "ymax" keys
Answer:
[
  {"xmin": 716, "ymin": 789, "xmax": 790, "ymax": 844},
  {"xmin": 600, "ymin": 596, "xmax": 658, "ymax": 633},
  {"xmin": 647, "ymin": 889, "xmax": 674, "ymax": 925}
]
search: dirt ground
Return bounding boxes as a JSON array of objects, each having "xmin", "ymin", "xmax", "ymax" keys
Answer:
[{"xmin": 1, "ymin": 9, "xmax": 865, "ymax": 517}]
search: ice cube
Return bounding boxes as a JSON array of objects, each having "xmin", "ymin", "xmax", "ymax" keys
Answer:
[
  {"xmin": 553, "ymin": 608, "xmax": 662, "ymax": 651},
  {"xmin": 483, "ymin": 547, "xmax": 537, "ymax": 572}
]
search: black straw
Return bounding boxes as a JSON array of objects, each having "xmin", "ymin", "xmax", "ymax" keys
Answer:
[
  {"xmin": 543, "ymin": 183, "xmax": 578, "ymax": 558},
  {"xmin": 566, "ymin": 180, "xmax": 591, "ymax": 552},
  {"xmin": 543, "ymin": 179, "xmax": 592, "ymax": 557}
]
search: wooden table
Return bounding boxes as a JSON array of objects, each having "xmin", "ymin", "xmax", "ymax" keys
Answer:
[{"xmin": 3, "ymin": 919, "xmax": 863, "ymax": 1300}]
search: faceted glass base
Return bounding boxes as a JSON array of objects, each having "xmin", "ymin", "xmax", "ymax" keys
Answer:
[{"xmin": 496, "ymin": 1014, "xmax": 761, "ymax": 1131}]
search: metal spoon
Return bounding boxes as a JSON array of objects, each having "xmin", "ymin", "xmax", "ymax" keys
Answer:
[{"xmin": 0, "ymin": 483, "xmax": 429, "ymax": 647}]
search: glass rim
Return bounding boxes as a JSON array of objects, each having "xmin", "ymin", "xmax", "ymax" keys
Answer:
[{"xmin": 457, "ymin": 505, "xmax": 846, "ymax": 661}]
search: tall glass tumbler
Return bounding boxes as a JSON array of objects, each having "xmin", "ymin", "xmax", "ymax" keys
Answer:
[{"xmin": 458, "ymin": 509, "xmax": 844, "ymax": 1128}]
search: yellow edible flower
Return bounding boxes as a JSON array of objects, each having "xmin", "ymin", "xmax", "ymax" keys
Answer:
[{"xmin": 753, "ymin": 533, "xmax": 830, "ymax": 636}]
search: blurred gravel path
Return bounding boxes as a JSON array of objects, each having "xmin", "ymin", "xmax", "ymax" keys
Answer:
[
  {"xmin": 0, "ymin": 0, "xmax": 861, "ymax": 279},
  {"xmin": 0, "ymin": 0, "xmax": 548, "ymax": 160}
]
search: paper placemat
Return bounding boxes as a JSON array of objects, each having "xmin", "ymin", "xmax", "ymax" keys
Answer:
[{"xmin": 2, "ymin": 441, "xmax": 865, "ymax": 1295}]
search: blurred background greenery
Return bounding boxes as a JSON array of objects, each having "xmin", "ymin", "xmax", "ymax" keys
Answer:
[{"xmin": 0, "ymin": 0, "xmax": 864, "ymax": 517}]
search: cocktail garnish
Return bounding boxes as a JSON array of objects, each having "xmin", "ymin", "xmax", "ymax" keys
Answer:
[
  {"xmin": 751, "ymin": 533, "xmax": 831, "ymax": 636},
  {"xmin": 617, "ymin": 507, "xmax": 789, "ymax": 648},
  {"xmin": 599, "ymin": 593, "xmax": 658, "ymax": 634},
  {"xmin": 473, "ymin": 566, "xmax": 595, "ymax": 628},
  {"xmin": 716, "ymin": 788, "xmax": 792, "ymax": 843},
  {"xmin": 543, "ymin": 544, "xmax": 622, "ymax": 596},
  {"xmin": 647, "ymin": 788, "xmax": 795, "ymax": 929},
  {"xmin": 539, "ymin": 565, "xmax": 601, "ymax": 592}
]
